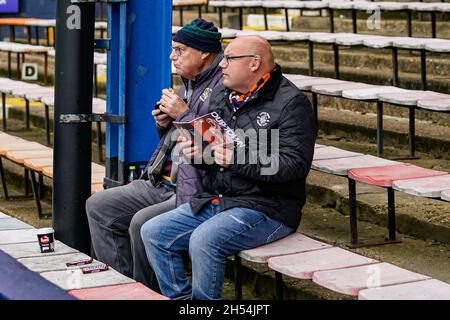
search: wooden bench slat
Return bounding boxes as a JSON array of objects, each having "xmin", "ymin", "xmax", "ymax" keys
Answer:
[
  {"xmin": 417, "ymin": 98, "xmax": 450, "ymax": 112},
  {"xmin": 41, "ymin": 268, "xmax": 135, "ymax": 291},
  {"xmin": 313, "ymin": 146, "xmax": 362, "ymax": 161},
  {"xmin": 303, "ymin": 1, "xmax": 329, "ymax": 9},
  {"xmin": 0, "ymin": 218, "xmax": 34, "ymax": 231},
  {"xmin": 436, "ymin": 3, "xmax": 450, "ymax": 13},
  {"xmin": 329, "ymin": 2, "xmax": 355, "ymax": 10},
  {"xmin": 393, "ymin": 175, "xmax": 450, "ymax": 197},
  {"xmin": 42, "ymin": 167, "xmax": 105, "ymax": 181},
  {"xmin": 0, "ymin": 211, "xmax": 9, "ymax": 218},
  {"xmin": 290, "ymin": 78, "xmax": 345, "ymax": 91},
  {"xmin": 263, "ymin": 1, "xmax": 300, "ymax": 9},
  {"xmin": 23, "ymin": 158, "xmax": 53, "ymax": 171},
  {"xmin": 342, "ymin": 86, "xmax": 407, "ymax": 101},
  {"xmin": 0, "ymin": 241, "xmax": 78, "ymax": 259},
  {"xmin": 335, "ymin": 34, "xmax": 370, "ymax": 46},
  {"xmin": 311, "ymin": 82, "xmax": 373, "ymax": 96},
  {"xmin": 0, "ymin": 142, "xmax": 48, "ymax": 156},
  {"xmin": 12, "ymin": 86, "xmax": 53, "ymax": 99},
  {"xmin": 0, "ymin": 18, "xmax": 40, "ymax": 26},
  {"xmin": 238, "ymin": 233, "xmax": 331, "ymax": 263},
  {"xmin": 363, "ymin": 36, "xmax": 404, "ymax": 49},
  {"xmin": 173, "ymin": 0, "xmax": 208, "ymax": 6},
  {"xmin": 69, "ymin": 283, "xmax": 170, "ymax": 300},
  {"xmin": 393, "ymin": 37, "xmax": 447, "ymax": 50},
  {"xmin": 6, "ymin": 149, "xmax": 53, "ymax": 164},
  {"xmin": 407, "ymin": 3, "xmax": 439, "ymax": 12},
  {"xmin": 281, "ymin": 32, "xmax": 310, "ymax": 41},
  {"xmin": 18, "ymin": 252, "xmax": 93, "ymax": 273},
  {"xmin": 91, "ymin": 184, "xmax": 104, "ymax": 195},
  {"xmin": 0, "ymin": 229, "xmax": 39, "ymax": 245},
  {"xmin": 312, "ymin": 155, "xmax": 399, "ymax": 176},
  {"xmin": 442, "ymin": 190, "xmax": 450, "ymax": 202},
  {"xmin": 268, "ymin": 247, "xmax": 378, "ymax": 280},
  {"xmin": 312, "ymin": 262, "xmax": 431, "ymax": 296},
  {"xmin": 379, "ymin": 91, "xmax": 449, "ymax": 106},
  {"xmin": 358, "ymin": 279, "xmax": 450, "ymax": 300}
]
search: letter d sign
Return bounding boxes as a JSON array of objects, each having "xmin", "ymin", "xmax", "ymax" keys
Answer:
[{"xmin": 22, "ymin": 63, "xmax": 38, "ymax": 81}]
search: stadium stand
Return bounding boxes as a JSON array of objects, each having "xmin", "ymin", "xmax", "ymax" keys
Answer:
[{"xmin": 208, "ymin": 0, "xmax": 450, "ymax": 37}]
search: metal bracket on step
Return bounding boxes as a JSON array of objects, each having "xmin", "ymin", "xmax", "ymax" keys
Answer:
[{"xmin": 60, "ymin": 113, "xmax": 126, "ymax": 124}]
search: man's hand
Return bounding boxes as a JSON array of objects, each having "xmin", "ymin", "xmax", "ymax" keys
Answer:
[
  {"xmin": 152, "ymin": 108, "xmax": 173, "ymax": 128},
  {"xmin": 159, "ymin": 89, "xmax": 189, "ymax": 119},
  {"xmin": 178, "ymin": 136, "xmax": 202, "ymax": 162},
  {"xmin": 212, "ymin": 143, "xmax": 234, "ymax": 168}
]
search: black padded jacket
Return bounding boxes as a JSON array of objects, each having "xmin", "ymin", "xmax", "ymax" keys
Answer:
[{"xmin": 189, "ymin": 65, "xmax": 317, "ymax": 230}]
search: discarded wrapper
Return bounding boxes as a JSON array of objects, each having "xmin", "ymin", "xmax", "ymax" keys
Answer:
[
  {"xmin": 66, "ymin": 258, "xmax": 93, "ymax": 267},
  {"xmin": 81, "ymin": 263, "xmax": 109, "ymax": 274}
]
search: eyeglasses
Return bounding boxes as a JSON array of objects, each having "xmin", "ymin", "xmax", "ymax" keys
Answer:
[
  {"xmin": 171, "ymin": 46, "xmax": 187, "ymax": 57},
  {"xmin": 222, "ymin": 54, "xmax": 260, "ymax": 66}
]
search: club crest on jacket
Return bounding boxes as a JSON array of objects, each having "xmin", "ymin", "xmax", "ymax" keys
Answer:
[
  {"xmin": 257, "ymin": 112, "xmax": 271, "ymax": 127},
  {"xmin": 200, "ymin": 88, "xmax": 213, "ymax": 102}
]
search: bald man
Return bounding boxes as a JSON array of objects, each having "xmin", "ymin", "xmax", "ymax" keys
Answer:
[{"xmin": 141, "ymin": 36, "xmax": 317, "ymax": 300}]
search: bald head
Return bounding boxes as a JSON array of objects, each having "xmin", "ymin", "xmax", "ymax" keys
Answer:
[
  {"xmin": 228, "ymin": 36, "xmax": 275, "ymax": 72},
  {"xmin": 219, "ymin": 36, "xmax": 276, "ymax": 93}
]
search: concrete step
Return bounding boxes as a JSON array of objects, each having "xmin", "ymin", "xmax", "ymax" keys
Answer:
[
  {"xmin": 273, "ymin": 43, "xmax": 450, "ymax": 78},
  {"xmin": 314, "ymin": 105, "xmax": 450, "ymax": 158},
  {"xmin": 175, "ymin": 9, "xmax": 450, "ymax": 39}
]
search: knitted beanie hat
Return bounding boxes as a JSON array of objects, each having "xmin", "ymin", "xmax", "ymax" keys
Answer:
[{"xmin": 173, "ymin": 18, "xmax": 222, "ymax": 53}]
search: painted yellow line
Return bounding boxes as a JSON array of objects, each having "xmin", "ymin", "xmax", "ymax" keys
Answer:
[{"xmin": 5, "ymin": 98, "xmax": 42, "ymax": 107}]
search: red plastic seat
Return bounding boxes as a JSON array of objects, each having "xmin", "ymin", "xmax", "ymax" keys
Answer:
[
  {"xmin": 68, "ymin": 283, "xmax": 170, "ymax": 300},
  {"xmin": 348, "ymin": 164, "xmax": 448, "ymax": 188}
]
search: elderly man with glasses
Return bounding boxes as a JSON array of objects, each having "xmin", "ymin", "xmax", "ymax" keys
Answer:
[
  {"xmin": 85, "ymin": 18, "xmax": 224, "ymax": 291},
  {"xmin": 141, "ymin": 36, "xmax": 318, "ymax": 300}
]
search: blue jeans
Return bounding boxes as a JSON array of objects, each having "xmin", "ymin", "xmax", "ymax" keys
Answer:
[{"xmin": 140, "ymin": 202, "xmax": 294, "ymax": 300}]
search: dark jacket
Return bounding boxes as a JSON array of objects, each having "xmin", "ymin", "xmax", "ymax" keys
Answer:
[
  {"xmin": 144, "ymin": 53, "xmax": 224, "ymax": 206},
  {"xmin": 190, "ymin": 65, "xmax": 317, "ymax": 230}
]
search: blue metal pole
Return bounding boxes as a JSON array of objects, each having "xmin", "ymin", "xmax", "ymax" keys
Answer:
[
  {"xmin": 106, "ymin": 0, "xmax": 172, "ymax": 184},
  {"xmin": 105, "ymin": 2, "xmax": 122, "ymax": 182},
  {"xmin": 122, "ymin": 0, "xmax": 172, "ymax": 179}
]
